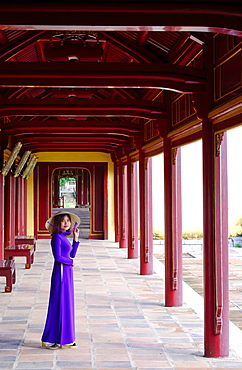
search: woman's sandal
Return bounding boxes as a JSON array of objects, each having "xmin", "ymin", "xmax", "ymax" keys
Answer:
[
  {"xmin": 42, "ymin": 342, "xmax": 59, "ymax": 350},
  {"xmin": 60, "ymin": 342, "xmax": 78, "ymax": 349}
]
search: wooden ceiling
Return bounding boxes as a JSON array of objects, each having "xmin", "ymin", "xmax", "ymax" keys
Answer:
[{"xmin": 0, "ymin": 2, "xmax": 241, "ymax": 155}]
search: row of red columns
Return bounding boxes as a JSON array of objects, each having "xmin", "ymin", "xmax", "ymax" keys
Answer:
[
  {"xmin": 115, "ymin": 148, "xmax": 153, "ymax": 275},
  {"xmin": 0, "ymin": 173, "xmax": 27, "ymax": 259},
  {"xmin": 113, "ymin": 126, "xmax": 229, "ymax": 357}
]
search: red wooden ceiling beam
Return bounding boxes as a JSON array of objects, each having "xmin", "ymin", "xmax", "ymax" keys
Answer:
[
  {"xmin": 22, "ymin": 144, "xmax": 121, "ymax": 153},
  {"xmin": 16, "ymin": 135, "xmax": 130, "ymax": 145},
  {"xmin": 0, "ymin": 99, "xmax": 165, "ymax": 120},
  {"xmin": 4, "ymin": 126, "xmax": 141, "ymax": 136},
  {"xmin": 3, "ymin": 119, "xmax": 141, "ymax": 129},
  {"xmin": 0, "ymin": 62, "xmax": 206, "ymax": 93},
  {"xmin": 22, "ymin": 142, "xmax": 121, "ymax": 150},
  {"xmin": 0, "ymin": 2, "xmax": 241, "ymax": 36},
  {"xmin": 26, "ymin": 146, "xmax": 118, "ymax": 154}
]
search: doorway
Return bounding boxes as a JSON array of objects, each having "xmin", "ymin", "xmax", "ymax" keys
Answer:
[
  {"xmin": 52, "ymin": 168, "xmax": 91, "ymax": 238},
  {"xmin": 59, "ymin": 177, "xmax": 76, "ymax": 208}
]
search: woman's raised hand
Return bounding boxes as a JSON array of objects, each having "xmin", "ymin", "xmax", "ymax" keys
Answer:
[{"xmin": 73, "ymin": 227, "xmax": 79, "ymax": 241}]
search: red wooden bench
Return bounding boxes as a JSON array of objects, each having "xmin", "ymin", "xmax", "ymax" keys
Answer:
[
  {"xmin": 15, "ymin": 236, "xmax": 36, "ymax": 251},
  {"xmin": 0, "ymin": 260, "xmax": 16, "ymax": 292},
  {"xmin": 4, "ymin": 244, "xmax": 35, "ymax": 269}
]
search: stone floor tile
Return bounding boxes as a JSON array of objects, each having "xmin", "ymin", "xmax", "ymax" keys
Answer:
[
  {"xmin": 95, "ymin": 354, "xmax": 130, "ymax": 361},
  {"xmin": 96, "ymin": 368, "xmax": 134, "ymax": 370},
  {"xmin": 56, "ymin": 361, "xmax": 93, "ymax": 368},
  {"xmin": 134, "ymin": 361, "xmax": 171, "ymax": 368},
  {"xmin": 15, "ymin": 361, "xmax": 53, "ymax": 368},
  {"xmin": 1, "ymin": 240, "xmax": 242, "ymax": 370},
  {"xmin": 94, "ymin": 348, "xmax": 129, "ymax": 355},
  {"xmin": 95, "ymin": 361, "xmax": 133, "ymax": 368},
  {"xmin": 172, "ymin": 361, "xmax": 210, "ymax": 368}
]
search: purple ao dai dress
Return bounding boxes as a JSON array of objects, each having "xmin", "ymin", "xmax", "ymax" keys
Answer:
[{"xmin": 42, "ymin": 233, "xmax": 79, "ymax": 345}]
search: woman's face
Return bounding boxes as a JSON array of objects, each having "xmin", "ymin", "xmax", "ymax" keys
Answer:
[{"xmin": 60, "ymin": 215, "xmax": 71, "ymax": 232}]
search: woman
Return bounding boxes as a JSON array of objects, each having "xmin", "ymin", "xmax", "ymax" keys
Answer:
[{"xmin": 41, "ymin": 211, "xmax": 80, "ymax": 349}]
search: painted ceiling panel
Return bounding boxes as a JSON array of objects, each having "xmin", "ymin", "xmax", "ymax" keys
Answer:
[
  {"xmin": 15, "ymin": 45, "xmax": 38, "ymax": 62},
  {"xmin": 5, "ymin": 30, "xmax": 27, "ymax": 42},
  {"xmin": 149, "ymin": 32, "xmax": 182, "ymax": 53}
]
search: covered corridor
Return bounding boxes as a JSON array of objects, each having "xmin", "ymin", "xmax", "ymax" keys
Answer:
[
  {"xmin": 1, "ymin": 239, "xmax": 242, "ymax": 370},
  {"xmin": 0, "ymin": 0, "xmax": 242, "ymax": 361}
]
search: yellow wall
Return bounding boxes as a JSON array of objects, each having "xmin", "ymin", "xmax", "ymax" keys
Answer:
[{"xmin": 27, "ymin": 152, "xmax": 115, "ymax": 240}]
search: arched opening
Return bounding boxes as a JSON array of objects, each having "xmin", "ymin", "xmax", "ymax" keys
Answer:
[
  {"xmin": 52, "ymin": 168, "xmax": 91, "ymax": 239},
  {"xmin": 59, "ymin": 177, "xmax": 76, "ymax": 208}
]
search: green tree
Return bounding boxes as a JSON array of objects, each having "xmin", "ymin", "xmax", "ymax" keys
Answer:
[{"xmin": 59, "ymin": 177, "xmax": 75, "ymax": 187}]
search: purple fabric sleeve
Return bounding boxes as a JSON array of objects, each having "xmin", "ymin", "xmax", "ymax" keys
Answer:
[
  {"xmin": 51, "ymin": 234, "xmax": 74, "ymax": 265},
  {"xmin": 70, "ymin": 240, "xmax": 79, "ymax": 258}
]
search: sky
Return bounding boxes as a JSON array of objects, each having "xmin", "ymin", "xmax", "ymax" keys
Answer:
[{"xmin": 152, "ymin": 126, "xmax": 242, "ymax": 236}]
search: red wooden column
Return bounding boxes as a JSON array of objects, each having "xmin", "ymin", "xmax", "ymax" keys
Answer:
[
  {"xmin": 77, "ymin": 169, "xmax": 89, "ymax": 207},
  {"xmin": 83, "ymin": 169, "xmax": 90, "ymax": 206},
  {"xmin": 79, "ymin": 169, "xmax": 84, "ymax": 206},
  {"xmin": 203, "ymin": 118, "xmax": 229, "ymax": 357},
  {"xmin": 15, "ymin": 176, "xmax": 26, "ymax": 236},
  {"xmin": 163, "ymin": 137, "xmax": 183, "ymax": 306},
  {"xmin": 23, "ymin": 177, "xmax": 27, "ymax": 235},
  {"xmin": 52, "ymin": 172, "xmax": 59, "ymax": 207},
  {"xmin": 111, "ymin": 154, "xmax": 120, "ymax": 242},
  {"xmin": 4, "ymin": 173, "xmax": 16, "ymax": 247},
  {"xmin": 118, "ymin": 158, "xmax": 126, "ymax": 248},
  {"xmin": 0, "ymin": 174, "xmax": 4, "ymax": 259},
  {"xmin": 127, "ymin": 159, "xmax": 139, "ymax": 259},
  {"xmin": 76, "ymin": 171, "xmax": 82, "ymax": 207},
  {"xmin": 139, "ymin": 149, "xmax": 153, "ymax": 275}
]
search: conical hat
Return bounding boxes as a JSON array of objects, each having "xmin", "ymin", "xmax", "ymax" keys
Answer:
[{"xmin": 45, "ymin": 210, "xmax": 80, "ymax": 233}]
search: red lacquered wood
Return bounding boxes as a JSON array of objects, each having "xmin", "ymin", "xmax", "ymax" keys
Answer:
[
  {"xmin": 127, "ymin": 159, "xmax": 138, "ymax": 259},
  {"xmin": 119, "ymin": 159, "xmax": 126, "ymax": 248},
  {"xmin": 0, "ymin": 260, "xmax": 16, "ymax": 292},
  {"xmin": 4, "ymin": 174, "xmax": 16, "ymax": 248},
  {"xmin": 164, "ymin": 138, "xmax": 182, "ymax": 306},
  {"xmin": 113, "ymin": 160, "xmax": 120, "ymax": 242},
  {"xmin": 203, "ymin": 119, "xmax": 229, "ymax": 357},
  {"xmin": 139, "ymin": 151, "xmax": 153, "ymax": 275},
  {"xmin": 0, "ymin": 175, "xmax": 4, "ymax": 260}
]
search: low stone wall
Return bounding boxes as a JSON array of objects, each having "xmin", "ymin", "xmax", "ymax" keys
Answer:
[
  {"xmin": 153, "ymin": 239, "xmax": 203, "ymax": 254},
  {"xmin": 154, "ymin": 238, "xmax": 242, "ymax": 255}
]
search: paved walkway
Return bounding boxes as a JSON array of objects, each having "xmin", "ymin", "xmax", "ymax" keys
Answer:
[
  {"xmin": 155, "ymin": 248, "xmax": 242, "ymax": 331},
  {"xmin": 1, "ymin": 239, "xmax": 242, "ymax": 369}
]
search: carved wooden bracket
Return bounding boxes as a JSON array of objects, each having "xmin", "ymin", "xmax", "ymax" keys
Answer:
[
  {"xmin": 110, "ymin": 151, "xmax": 118, "ymax": 162},
  {"xmin": 122, "ymin": 143, "xmax": 130, "ymax": 157},
  {"xmin": 154, "ymin": 119, "xmax": 166, "ymax": 138},
  {"xmin": 192, "ymin": 92, "xmax": 209, "ymax": 120},
  {"xmin": 131, "ymin": 236, "xmax": 135, "ymax": 249},
  {"xmin": 215, "ymin": 132, "xmax": 224, "ymax": 157},
  {"xmin": 133, "ymin": 136, "xmax": 142, "ymax": 151},
  {"xmin": 172, "ymin": 268, "xmax": 178, "ymax": 290},
  {"xmin": 172, "ymin": 148, "xmax": 178, "ymax": 165},
  {"xmin": 215, "ymin": 306, "xmax": 223, "ymax": 335},
  {"xmin": 145, "ymin": 157, "xmax": 149, "ymax": 170},
  {"xmin": 145, "ymin": 245, "xmax": 149, "ymax": 263}
]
